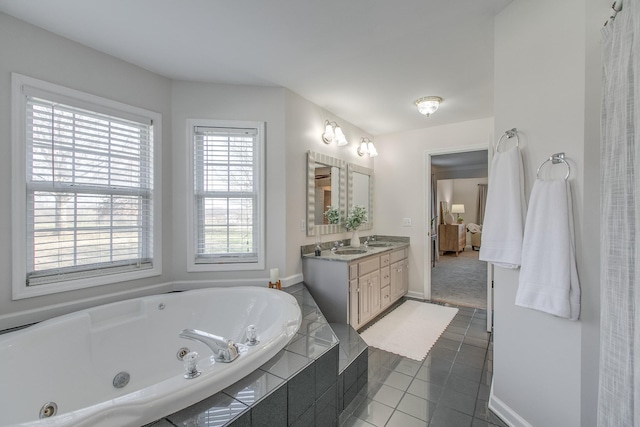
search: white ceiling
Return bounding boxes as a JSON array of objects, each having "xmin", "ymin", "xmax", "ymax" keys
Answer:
[{"xmin": 0, "ymin": 0, "xmax": 512, "ymax": 136}]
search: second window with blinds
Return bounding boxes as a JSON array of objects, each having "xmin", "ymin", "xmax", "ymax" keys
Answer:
[{"xmin": 186, "ymin": 119, "xmax": 265, "ymax": 272}]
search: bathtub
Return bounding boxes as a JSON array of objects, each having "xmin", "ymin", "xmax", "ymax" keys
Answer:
[{"xmin": 0, "ymin": 286, "xmax": 302, "ymax": 427}]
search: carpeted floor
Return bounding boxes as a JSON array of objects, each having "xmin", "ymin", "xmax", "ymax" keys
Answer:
[{"xmin": 431, "ymin": 248, "xmax": 488, "ymax": 309}]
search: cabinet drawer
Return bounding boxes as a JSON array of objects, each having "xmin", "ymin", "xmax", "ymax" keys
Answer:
[
  {"xmin": 380, "ymin": 266, "xmax": 390, "ymax": 287},
  {"xmin": 380, "ymin": 254, "xmax": 390, "ymax": 268},
  {"xmin": 349, "ymin": 264, "xmax": 358, "ymax": 280},
  {"xmin": 390, "ymin": 248, "xmax": 406, "ymax": 264},
  {"xmin": 381, "ymin": 285, "xmax": 391, "ymax": 306},
  {"xmin": 359, "ymin": 257, "xmax": 380, "ymax": 276}
]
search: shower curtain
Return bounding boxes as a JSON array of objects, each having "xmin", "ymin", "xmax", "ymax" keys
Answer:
[
  {"xmin": 598, "ymin": 3, "xmax": 640, "ymax": 425},
  {"xmin": 476, "ymin": 184, "xmax": 487, "ymax": 224}
]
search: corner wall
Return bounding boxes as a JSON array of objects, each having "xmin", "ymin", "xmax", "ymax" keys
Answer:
[{"xmin": 491, "ymin": 0, "xmax": 603, "ymax": 425}]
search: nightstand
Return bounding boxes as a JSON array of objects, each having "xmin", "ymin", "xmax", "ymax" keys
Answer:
[{"xmin": 439, "ymin": 224, "xmax": 466, "ymax": 256}]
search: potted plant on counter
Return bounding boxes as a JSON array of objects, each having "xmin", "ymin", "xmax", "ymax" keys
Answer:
[{"xmin": 345, "ymin": 205, "xmax": 367, "ymax": 247}]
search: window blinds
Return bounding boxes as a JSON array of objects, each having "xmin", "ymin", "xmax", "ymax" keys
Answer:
[
  {"xmin": 25, "ymin": 96, "xmax": 154, "ymax": 285},
  {"xmin": 193, "ymin": 126, "xmax": 259, "ymax": 263}
]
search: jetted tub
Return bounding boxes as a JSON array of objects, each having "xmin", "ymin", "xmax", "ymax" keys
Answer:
[{"xmin": 0, "ymin": 286, "xmax": 301, "ymax": 427}]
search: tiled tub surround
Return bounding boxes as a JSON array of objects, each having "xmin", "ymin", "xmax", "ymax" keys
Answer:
[{"xmin": 149, "ymin": 283, "xmax": 369, "ymax": 427}]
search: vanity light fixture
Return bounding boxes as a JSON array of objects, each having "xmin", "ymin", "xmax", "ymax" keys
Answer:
[
  {"xmin": 414, "ymin": 96, "xmax": 443, "ymax": 117},
  {"xmin": 322, "ymin": 120, "xmax": 348, "ymax": 146},
  {"xmin": 357, "ymin": 137, "xmax": 379, "ymax": 157}
]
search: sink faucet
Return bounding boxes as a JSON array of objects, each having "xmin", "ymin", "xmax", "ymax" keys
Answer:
[
  {"xmin": 179, "ymin": 329, "xmax": 240, "ymax": 363},
  {"xmin": 331, "ymin": 241, "xmax": 343, "ymax": 252}
]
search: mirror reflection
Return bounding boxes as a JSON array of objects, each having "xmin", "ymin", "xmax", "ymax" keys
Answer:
[
  {"xmin": 307, "ymin": 151, "xmax": 346, "ymax": 236},
  {"xmin": 347, "ymin": 163, "xmax": 374, "ymax": 231},
  {"xmin": 351, "ymin": 172, "xmax": 370, "ymax": 219},
  {"xmin": 314, "ymin": 164, "xmax": 341, "ymax": 225}
]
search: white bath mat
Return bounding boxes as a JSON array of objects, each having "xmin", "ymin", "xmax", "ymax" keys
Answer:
[{"xmin": 360, "ymin": 300, "xmax": 458, "ymax": 361}]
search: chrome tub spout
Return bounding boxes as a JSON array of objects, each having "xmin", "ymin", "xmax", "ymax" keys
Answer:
[{"xmin": 179, "ymin": 329, "xmax": 240, "ymax": 363}]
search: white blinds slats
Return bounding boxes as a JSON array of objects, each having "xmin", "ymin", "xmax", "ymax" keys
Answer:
[
  {"xmin": 194, "ymin": 127, "xmax": 259, "ymax": 263},
  {"xmin": 26, "ymin": 96, "xmax": 154, "ymax": 285}
]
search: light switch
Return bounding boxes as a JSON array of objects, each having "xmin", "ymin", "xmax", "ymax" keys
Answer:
[{"xmin": 402, "ymin": 218, "xmax": 412, "ymax": 227}]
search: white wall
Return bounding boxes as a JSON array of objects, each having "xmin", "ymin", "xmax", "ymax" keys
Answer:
[
  {"xmin": 0, "ymin": 13, "xmax": 174, "ymax": 329},
  {"xmin": 491, "ymin": 0, "xmax": 603, "ymax": 425},
  {"xmin": 374, "ymin": 118, "xmax": 493, "ymax": 298}
]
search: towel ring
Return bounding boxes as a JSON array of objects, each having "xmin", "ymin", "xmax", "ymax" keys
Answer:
[
  {"xmin": 536, "ymin": 152, "xmax": 570, "ymax": 181},
  {"xmin": 495, "ymin": 128, "xmax": 519, "ymax": 153}
]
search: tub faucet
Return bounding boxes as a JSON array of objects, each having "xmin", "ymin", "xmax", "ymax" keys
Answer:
[{"xmin": 179, "ymin": 329, "xmax": 240, "ymax": 363}]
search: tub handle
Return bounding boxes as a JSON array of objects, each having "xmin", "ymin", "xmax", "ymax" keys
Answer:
[
  {"xmin": 246, "ymin": 325, "xmax": 259, "ymax": 346},
  {"xmin": 183, "ymin": 351, "xmax": 201, "ymax": 379}
]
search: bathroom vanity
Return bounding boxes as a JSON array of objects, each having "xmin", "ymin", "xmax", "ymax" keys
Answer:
[{"xmin": 302, "ymin": 241, "xmax": 409, "ymax": 330}]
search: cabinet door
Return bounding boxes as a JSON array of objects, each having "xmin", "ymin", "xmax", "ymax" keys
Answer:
[
  {"xmin": 349, "ymin": 279, "xmax": 359, "ymax": 329},
  {"xmin": 370, "ymin": 270, "xmax": 381, "ymax": 315},
  {"xmin": 358, "ymin": 273, "xmax": 372, "ymax": 326},
  {"xmin": 390, "ymin": 260, "xmax": 400, "ymax": 301},
  {"xmin": 359, "ymin": 270, "xmax": 381, "ymax": 326},
  {"xmin": 401, "ymin": 259, "xmax": 409, "ymax": 295}
]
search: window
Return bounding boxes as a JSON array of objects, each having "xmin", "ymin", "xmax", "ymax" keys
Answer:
[
  {"xmin": 187, "ymin": 119, "xmax": 265, "ymax": 271},
  {"xmin": 12, "ymin": 73, "xmax": 162, "ymax": 299}
]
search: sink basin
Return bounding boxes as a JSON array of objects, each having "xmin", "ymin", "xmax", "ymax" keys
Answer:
[
  {"xmin": 367, "ymin": 242, "xmax": 393, "ymax": 247},
  {"xmin": 334, "ymin": 248, "xmax": 368, "ymax": 255}
]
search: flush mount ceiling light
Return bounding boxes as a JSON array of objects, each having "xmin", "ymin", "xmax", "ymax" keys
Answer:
[
  {"xmin": 357, "ymin": 137, "xmax": 378, "ymax": 157},
  {"xmin": 322, "ymin": 120, "xmax": 348, "ymax": 146},
  {"xmin": 414, "ymin": 96, "xmax": 443, "ymax": 117}
]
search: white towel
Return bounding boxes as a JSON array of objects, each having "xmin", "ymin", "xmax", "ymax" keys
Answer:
[
  {"xmin": 515, "ymin": 179, "xmax": 580, "ymax": 320},
  {"xmin": 479, "ymin": 146, "xmax": 527, "ymax": 268}
]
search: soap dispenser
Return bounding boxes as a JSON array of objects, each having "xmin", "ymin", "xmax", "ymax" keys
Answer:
[{"xmin": 314, "ymin": 230, "xmax": 322, "ymax": 256}]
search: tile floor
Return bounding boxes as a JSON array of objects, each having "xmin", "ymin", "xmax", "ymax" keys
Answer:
[{"xmin": 338, "ymin": 305, "xmax": 507, "ymax": 427}]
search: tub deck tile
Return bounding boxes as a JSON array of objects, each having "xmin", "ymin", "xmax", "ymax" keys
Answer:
[
  {"xmin": 259, "ymin": 348, "xmax": 312, "ymax": 380},
  {"xmin": 166, "ymin": 391, "xmax": 249, "ymax": 426},
  {"xmin": 223, "ymin": 370, "xmax": 285, "ymax": 406}
]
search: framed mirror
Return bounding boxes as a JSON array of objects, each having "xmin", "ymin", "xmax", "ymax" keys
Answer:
[
  {"xmin": 347, "ymin": 163, "xmax": 374, "ymax": 231},
  {"xmin": 307, "ymin": 151, "xmax": 347, "ymax": 236}
]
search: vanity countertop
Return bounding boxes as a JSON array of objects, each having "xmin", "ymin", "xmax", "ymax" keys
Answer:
[{"xmin": 302, "ymin": 241, "xmax": 409, "ymax": 262}]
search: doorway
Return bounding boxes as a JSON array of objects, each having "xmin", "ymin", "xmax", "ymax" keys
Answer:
[
  {"xmin": 432, "ymin": 177, "xmax": 487, "ymax": 307},
  {"xmin": 424, "ymin": 145, "xmax": 492, "ymax": 331}
]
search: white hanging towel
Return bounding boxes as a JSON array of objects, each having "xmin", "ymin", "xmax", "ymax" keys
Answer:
[
  {"xmin": 479, "ymin": 146, "xmax": 527, "ymax": 268},
  {"xmin": 515, "ymin": 179, "xmax": 580, "ymax": 320}
]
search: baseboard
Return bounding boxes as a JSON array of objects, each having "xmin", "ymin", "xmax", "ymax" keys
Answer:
[
  {"xmin": 406, "ymin": 290, "xmax": 425, "ymax": 300},
  {"xmin": 488, "ymin": 383, "xmax": 532, "ymax": 427}
]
